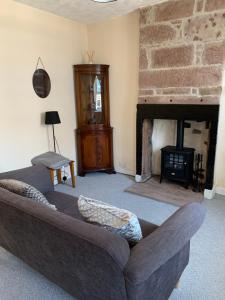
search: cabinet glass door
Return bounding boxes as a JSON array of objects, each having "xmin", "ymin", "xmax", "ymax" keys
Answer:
[{"xmin": 80, "ymin": 74, "xmax": 104, "ymax": 125}]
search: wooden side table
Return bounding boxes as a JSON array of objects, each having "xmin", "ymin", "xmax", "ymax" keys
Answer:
[
  {"xmin": 31, "ymin": 152, "xmax": 76, "ymax": 188},
  {"xmin": 49, "ymin": 161, "xmax": 76, "ymax": 188}
]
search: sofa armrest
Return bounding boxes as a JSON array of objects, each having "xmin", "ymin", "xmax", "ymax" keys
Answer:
[
  {"xmin": 0, "ymin": 165, "xmax": 53, "ymax": 193},
  {"xmin": 124, "ymin": 202, "xmax": 206, "ymax": 284}
]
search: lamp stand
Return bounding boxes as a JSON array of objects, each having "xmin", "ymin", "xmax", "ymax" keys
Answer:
[{"xmin": 52, "ymin": 124, "xmax": 56, "ymax": 152}]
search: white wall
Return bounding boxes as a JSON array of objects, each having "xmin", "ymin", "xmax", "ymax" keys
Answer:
[
  {"xmin": 0, "ymin": 0, "xmax": 87, "ymax": 172},
  {"xmin": 87, "ymin": 12, "xmax": 139, "ymax": 175}
]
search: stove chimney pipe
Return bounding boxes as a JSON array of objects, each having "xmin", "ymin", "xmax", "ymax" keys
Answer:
[{"xmin": 176, "ymin": 120, "xmax": 184, "ymax": 150}]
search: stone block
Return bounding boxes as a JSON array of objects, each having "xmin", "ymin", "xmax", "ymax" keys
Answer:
[
  {"xmin": 155, "ymin": 0, "xmax": 195, "ymax": 22},
  {"xmin": 140, "ymin": 24, "xmax": 176, "ymax": 45},
  {"xmin": 139, "ymin": 89, "xmax": 154, "ymax": 96},
  {"xmin": 139, "ymin": 47, "xmax": 148, "ymax": 69},
  {"xmin": 196, "ymin": 0, "xmax": 205, "ymax": 13},
  {"xmin": 192, "ymin": 88, "xmax": 198, "ymax": 94},
  {"xmin": 140, "ymin": 7, "xmax": 154, "ymax": 26},
  {"xmin": 203, "ymin": 41, "xmax": 225, "ymax": 64},
  {"xmin": 199, "ymin": 86, "xmax": 222, "ymax": 95},
  {"xmin": 139, "ymin": 66, "xmax": 222, "ymax": 89},
  {"xmin": 152, "ymin": 45, "xmax": 194, "ymax": 68},
  {"xmin": 161, "ymin": 87, "xmax": 192, "ymax": 95},
  {"xmin": 138, "ymin": 95, "xmax": 220, "ymax": 105},
  {"xmin": 184, "ymin": 13, "xmax": 225, "ymax": 42},
  {"xmin": 205, "ymin": 0, "xmax": 225, "ymax": 12}
]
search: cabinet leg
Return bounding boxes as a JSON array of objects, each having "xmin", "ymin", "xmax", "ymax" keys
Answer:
[
  {"xmin": 106, "ymin": 169, "xmax": 116, "ymax": 174},
  {"xmin": 78, "ymin": 171, "xmax": 85, "ymax": 177},
  {"xmin": 69, "ymin": 161, "xmax": 76, "ymax": 188}
]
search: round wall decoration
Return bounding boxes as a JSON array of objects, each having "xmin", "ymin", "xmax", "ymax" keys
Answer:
[{"xmin": 33, "ymin": 57, "xmax": 51, "ymax": 98}]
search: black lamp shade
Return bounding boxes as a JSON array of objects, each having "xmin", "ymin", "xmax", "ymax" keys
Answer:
[{"xmin": 45, "ymin": 111, "xmax": 61, "ymax": 125}]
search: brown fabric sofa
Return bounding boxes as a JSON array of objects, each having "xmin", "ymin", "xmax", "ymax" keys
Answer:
[{"xmin": 0, "ymin": 165, "xmax": 206, "ymax": 300}]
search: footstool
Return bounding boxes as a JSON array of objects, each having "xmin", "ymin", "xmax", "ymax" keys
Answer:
[{"xmin": 31, "ymin": 151, "xmax": 76, "ymax": 188}]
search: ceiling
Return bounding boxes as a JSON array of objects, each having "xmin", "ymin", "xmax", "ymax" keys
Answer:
[{"xmin": 14, "ymin": 0, "xmax": 168, "ymax": 24}]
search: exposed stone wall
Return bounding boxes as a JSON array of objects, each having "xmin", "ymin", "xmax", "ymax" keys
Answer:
[{"xmin": 139, "ymin": 0, "xmax": 225, "ymax": 104}]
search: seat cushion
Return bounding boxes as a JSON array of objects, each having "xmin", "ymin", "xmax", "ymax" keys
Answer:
[
  {"xmin": 45, "ymin": 191, "xmax": 83, "ymax": 220},
  {"xmin": 45, "ymin": 191, "xmax": 158, "ymax": 239},
  {"xmin": 31, "ymin": 151, "xmax": 70, "ymax": 169},
  {"xmin": 138, "ymin": 219, "xmax": 158, "ymax": 238}
]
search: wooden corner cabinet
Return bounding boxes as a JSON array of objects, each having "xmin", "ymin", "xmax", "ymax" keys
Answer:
[{"xmin": 73, "ymin": 64, "xmax": 115, "ymax": 176}]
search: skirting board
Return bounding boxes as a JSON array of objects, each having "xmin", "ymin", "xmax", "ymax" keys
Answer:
[
  {"xmin": 215, "ymin": 187, "xmax": 225, "ymax": 196},
  {"xmin": 204, "ymin": 187, "xmax": 225, "ymax": 199},
  {"xmin": 116, "ymin": 167, "xmax": 134, "ymax": 176}
]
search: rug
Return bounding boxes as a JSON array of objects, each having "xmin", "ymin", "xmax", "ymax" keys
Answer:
[{"xmin": 125, "ymin": 176, "xmax": 204, "ymax": 207}]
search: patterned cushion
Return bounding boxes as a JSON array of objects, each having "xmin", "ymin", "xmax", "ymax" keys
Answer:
[
  {"xmin": 0, "ymin": 179, "xmax": 56, "ymax": 210},
  {"xmin": 78, "ymin": 195, "xmax": 142, "ymax": 244}
]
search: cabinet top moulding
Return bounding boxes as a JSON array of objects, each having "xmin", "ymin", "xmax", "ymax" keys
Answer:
[{"xmin": 73, "ymin": 64, "xmax": 109, "ymax": 73}]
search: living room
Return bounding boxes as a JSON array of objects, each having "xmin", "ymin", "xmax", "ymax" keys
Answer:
[{"xmin": 0, "ymin": 0, "xmax": 225, "ymax": 299}]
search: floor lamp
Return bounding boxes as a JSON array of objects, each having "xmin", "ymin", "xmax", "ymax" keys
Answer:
[{"xmin": 45, "ymin": 111, "xmax": 61, "ymax": 152}]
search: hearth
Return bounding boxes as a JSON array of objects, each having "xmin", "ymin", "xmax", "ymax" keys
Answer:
[{"xmin": 160, "ymin": 120, "xmax": 195, "ymax": 188}]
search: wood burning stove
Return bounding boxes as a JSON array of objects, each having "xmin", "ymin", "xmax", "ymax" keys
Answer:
[{"xmin": 160, "ymin": 120, "xmax": 195, "ymax": 188}]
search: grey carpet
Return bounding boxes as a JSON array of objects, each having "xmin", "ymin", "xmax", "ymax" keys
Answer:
[
  {"xmin": 0, "ymin": 173, "xmax": 224, "ymax": 300},
  {"xmin": 125, "ymin": 176, "xmax": 204, "ymax": 207}
]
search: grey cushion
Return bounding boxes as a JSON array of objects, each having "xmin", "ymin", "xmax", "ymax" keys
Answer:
[
  {"xmin": 78, "ymin": 195, "xmax": 143, "ymax": 244},
  {"xmin": 31, "ymin": 151, "xmax": 70, "ymax": 169},
  {"xmin": 0, "ymin": 179, "xmax": 56, "ymax": 210}
]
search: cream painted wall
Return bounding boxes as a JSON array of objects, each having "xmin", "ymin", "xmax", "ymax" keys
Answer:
[
  {"xmin": 87, "ymin": 12, "xmax": 139, "ymax": 175},
  {"xmin": 214, "ymin": 77, "xmax": 225, "ymax": 189},
  {"xmin": 0, "ymin": 0, "xmax": 87, "ymax": 172}
]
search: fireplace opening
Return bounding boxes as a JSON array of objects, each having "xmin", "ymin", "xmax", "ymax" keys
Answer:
[{"xmin": 136, "ymin": 104, "xmax": 219, "ymax": 193}]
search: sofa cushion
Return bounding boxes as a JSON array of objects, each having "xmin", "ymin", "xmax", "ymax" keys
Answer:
[
  {"xmin": 78, "ymin": 195, "xmax": 143, "ymax": 245},
  {"xmin": 0, "ymin": 179, "xmax": 56, "ymax": 210}
]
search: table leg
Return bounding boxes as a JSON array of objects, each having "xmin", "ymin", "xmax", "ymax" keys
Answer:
[
  {"xmin": 175, "ymin": 280, "xmax": 180, "ymax": 289},
  {"xmin": 57, "ymin": 169, "xmax": 62, "ymax": 184},
  {"xmin": 69, "ymin": 161, "xmax": 76, "ymax": 188},
  {"xmin": 49, "ymin": 169, "xmax": 54, "ymax": 185}
]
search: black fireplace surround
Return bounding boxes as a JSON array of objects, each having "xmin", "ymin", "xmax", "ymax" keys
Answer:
[{"xmin": 136, "ymin": 104, "xmax": 219, "ymax": 190}]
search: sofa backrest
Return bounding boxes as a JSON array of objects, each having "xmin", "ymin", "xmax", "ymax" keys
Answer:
[
  {"xmin": 0, "ymin": 188, "xmax": 130, "ymax": 300},
  {"xmin": 0, "ymin": 165, "xmax": 53, "ymax": 193}
]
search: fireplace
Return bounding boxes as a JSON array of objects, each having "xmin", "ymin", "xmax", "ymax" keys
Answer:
[{"xmin": 136, "ymin": 104, "xmax": 219, "ymax": 191}]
